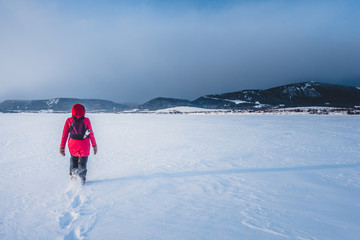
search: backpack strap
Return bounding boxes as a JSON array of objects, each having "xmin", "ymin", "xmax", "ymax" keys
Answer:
[{"xmin": 72, "ymin": 116, "xmax": 84, "ymax": 121}]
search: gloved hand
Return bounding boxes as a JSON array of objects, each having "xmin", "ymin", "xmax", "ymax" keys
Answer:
[
  {"xmin": 93, "ymin": 145, "xmax": 98, "ymax": 155},
  {"xmin": 59, "ymin": 147, "xmax": 65, "ymax": 156}
]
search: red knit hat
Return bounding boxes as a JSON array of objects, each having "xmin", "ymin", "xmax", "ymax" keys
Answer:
[{"xmin": 72, "ymin": 104, "xmax": 85, "ymax": 118}]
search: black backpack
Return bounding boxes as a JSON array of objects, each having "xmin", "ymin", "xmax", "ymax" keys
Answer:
[{"xmin": 69, "ymin": 117, "xmax": 86, "ymax": 140}]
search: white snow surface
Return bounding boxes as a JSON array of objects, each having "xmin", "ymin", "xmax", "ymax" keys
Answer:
[
  {"xmin": 225, "ymin": 99, "xmax": 250, "ymax": 105},
  {"xmin": 203, "ymin": 96, "xmax": 251, "ymax": 105},
  {"xmin": 1, "ymin": 113, "xmax": 360, "ymax": 240},
  {"xmin": 156, "ymin": 106, "xmax": 223, "ymax": 113}
]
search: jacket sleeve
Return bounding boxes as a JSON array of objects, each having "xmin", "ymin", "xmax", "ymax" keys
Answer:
[
  {"xmin": 60, "ymin": 118, "xmax": 71, "ymax": 148},
  {"xmin": 86, "ymin": 118, "xmax": 97, "ymax": 147}
]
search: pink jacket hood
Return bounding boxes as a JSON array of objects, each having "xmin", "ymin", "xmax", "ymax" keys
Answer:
[{"xmin": 72, "ymin": 104, "xmax": 85, "ymax": 118}]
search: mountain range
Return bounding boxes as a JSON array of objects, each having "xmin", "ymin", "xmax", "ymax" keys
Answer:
[
  {"xmin": 0, "ymin": 98, "xmax": 129, "ymax": 113},
  {"xmin": 137, "ymin": 81, "xmax": 360, "ymax": 111},
  {"xmin": 1, "ymin": 82, "xmax": 360, "ymax": 113}
]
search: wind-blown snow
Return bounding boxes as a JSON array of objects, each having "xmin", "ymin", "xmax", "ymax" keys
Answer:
[{"xmin": 0, "ymin": 113, "xmax": 360, "ymax": 239}]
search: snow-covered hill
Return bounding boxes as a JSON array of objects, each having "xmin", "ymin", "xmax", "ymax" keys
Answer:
[
  {"xmin": 136, "ymin": 82, "xmax": 360, "ymax": 111},
  {"xmin": 1, "ymin": 113, "xmax": 360, "ymax": 239},
  {"xmin": 2, "ymin": 82, "xmax": 360, "ymax": 113},
  {"xmin": 192, "ymin": 81, "xmax": 360, "ymax": 110},
  {"xmin": 0, "ymin": 98, "xmax": 129, "ymax": 113}
]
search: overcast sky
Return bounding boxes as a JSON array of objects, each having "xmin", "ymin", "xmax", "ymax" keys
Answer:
[{"xmin": 1, "ymin": 0, "xmax": 360, "ymax": 103}]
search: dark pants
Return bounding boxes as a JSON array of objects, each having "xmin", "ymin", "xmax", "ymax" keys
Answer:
[{"xmin": 70, "ymin": 155, "xmax": 88, "ymax": 181}]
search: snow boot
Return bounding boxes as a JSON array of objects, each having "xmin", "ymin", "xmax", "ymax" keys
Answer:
[{"xmin": 70, "ymin": 168, "xmax": 79, "ymax": 180}]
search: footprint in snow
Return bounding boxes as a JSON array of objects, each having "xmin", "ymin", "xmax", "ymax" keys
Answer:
[
  {"xmin": 63, "ymin": 229, "xmax": 81, "ymax": 240},
  {"xmin": 58, "ymin": 181, "xmax": 97, "ymax": 240},
  {"xmin": 59, "ymin": 212, "xmax": 73, "ymax": 230},
  {"xmin": 58, "ymin": 184, "xmax": 83, "ymax": 230},
  {"xmin": 71, "ymin": 195, "xmax": 82, "ymax": 209}
]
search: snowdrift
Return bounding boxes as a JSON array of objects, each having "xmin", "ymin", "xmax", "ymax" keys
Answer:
[{"xmin": 0, "ymin": 114, "xmax": 359, "ymax": 239}]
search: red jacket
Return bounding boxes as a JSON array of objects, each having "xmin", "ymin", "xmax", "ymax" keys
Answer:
[{"xmin": 60, "ymin": 104, "xmax": 97, "ymax": 157}]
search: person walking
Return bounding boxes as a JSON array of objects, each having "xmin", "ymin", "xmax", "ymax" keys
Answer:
[{"xmin": 60, "ymin": 103, "xmax": 97, "ymax": 184}]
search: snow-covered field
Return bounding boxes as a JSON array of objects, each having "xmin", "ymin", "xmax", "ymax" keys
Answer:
[{"xmin": 1, "ymin": 113, "xmax": 360, "ymax": 240}]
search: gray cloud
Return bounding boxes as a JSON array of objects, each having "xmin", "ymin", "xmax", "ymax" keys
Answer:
[{"xmin": 1, "ymin": 0, "xmax": 360, "ymax": 103}]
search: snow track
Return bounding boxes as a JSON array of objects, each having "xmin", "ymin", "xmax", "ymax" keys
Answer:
[
  {"xmin": 1, "ymin": 113, "xmax": 360, "ymax": 239},
  {"xmin": 58, "ymin": 181, "xmax": 97, "ymax": 240}
]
